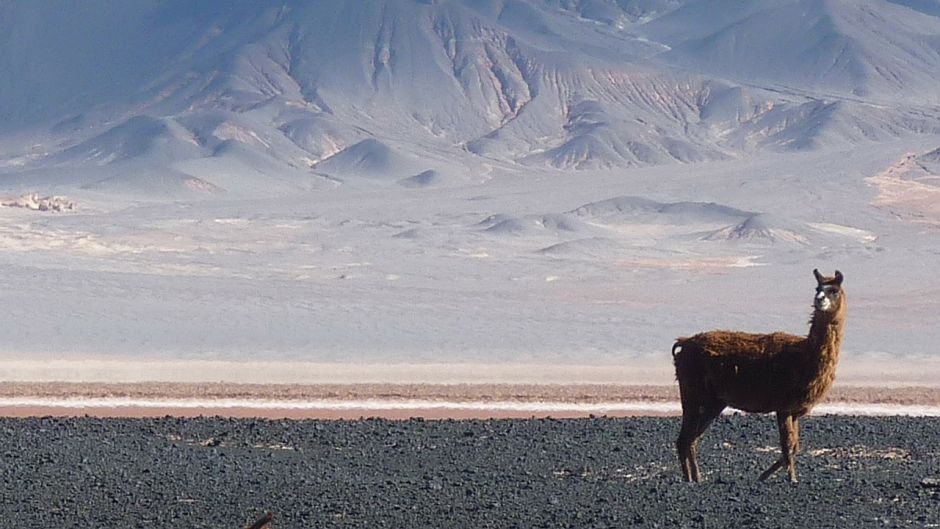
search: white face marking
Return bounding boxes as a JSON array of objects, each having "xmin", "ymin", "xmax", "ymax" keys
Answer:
[{"xmin": 815, "ymin": 285, "xmax": 838, "ymax": 311}]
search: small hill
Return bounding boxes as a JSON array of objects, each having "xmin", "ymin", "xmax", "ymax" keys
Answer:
[
  {"xmin": 537, "ymin": 237, "xmax": 628, "ymax": 257},
  {"xmin": 58, "ymin": 116, "xmax": 203, "ymax": 166},
  {"xmin": 82, "ymin": 168, "xmax": 221, "ymax": 199},
  {"xmin": 479, "ymin": 213, "xmax": 592, "ymax": 237},
  {"xmin": 569, "ymin": 196, "xmax": 751, "ymax": 225},
  {"xmin": 279, "ymin": 115, "xmax": 365, "ymax": 164},
  {"xmin": 398, "ymin": 170, "xmax": 443, "ymax": 188},
  {"xmin": 704, "ymin": 214, "xmax": 809, "ymax": 245},
  {"xmin": 315, "ymin": 139, "xmax": 430, "ymax": 181}
]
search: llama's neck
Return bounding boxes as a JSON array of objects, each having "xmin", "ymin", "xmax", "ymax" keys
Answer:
[
  {"xmin": 807, "ymin": 307, "xmax": 845, "ymax": 362},
  {"xmin": 803, "ymin": 304, "xmax": 846, "ymax": 400}
]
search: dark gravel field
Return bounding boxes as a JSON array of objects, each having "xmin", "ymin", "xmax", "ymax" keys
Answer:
[{"xmin": 1, "ymin": 415, "xmax": 938, "ymax": 528}]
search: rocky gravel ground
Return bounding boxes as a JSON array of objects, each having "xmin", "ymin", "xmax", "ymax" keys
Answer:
[{"xmin": 1, "ymin": 415, "xmax": 938, "ymax": 528}]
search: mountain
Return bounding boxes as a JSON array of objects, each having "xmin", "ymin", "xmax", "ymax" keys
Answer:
[
  {"xmin": 644, "ymin": 0, "xmax": 940, "ymax": 101},
  {"xmin": 2, "ymin": 0, "xmax": 940, "ymax": 197}
]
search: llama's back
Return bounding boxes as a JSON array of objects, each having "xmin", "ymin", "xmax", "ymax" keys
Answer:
[
  {"xmin": 675, "ymin": 331, "xmax": 804, "ymax": 361},
  {"xmin": 673, "ymin": 331, "xmax": 814, "ymax": 413}
]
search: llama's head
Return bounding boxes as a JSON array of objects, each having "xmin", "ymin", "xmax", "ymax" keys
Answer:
[{"xmin": 813, "ymin": 269, "xmax": 844, "ymax": 314}]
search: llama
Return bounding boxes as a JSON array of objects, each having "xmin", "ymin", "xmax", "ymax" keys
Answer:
[{"xmin": 672, "ymin": 269, "xmax": 846, "ymax": 483}]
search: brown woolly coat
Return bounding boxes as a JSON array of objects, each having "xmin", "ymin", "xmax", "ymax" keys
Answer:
[{"xmin": 673, "ymin": 306, "xmax": 845, "ymax": 415}]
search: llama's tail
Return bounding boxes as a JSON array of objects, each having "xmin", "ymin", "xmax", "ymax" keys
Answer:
[
  {"xmin": 672, "ymin": 337, "xmax": 703, "ymax": 369},
  {"xmin": 671, "ymin": 339, "xmax": 688, "ymax": 363},
  {"xmin": 671, "ymin": 338, "xmax": 688, "ymax": 359},
  {"xmin": 672, "ymin": 339, "xmax": 692, "ymax": 380}
]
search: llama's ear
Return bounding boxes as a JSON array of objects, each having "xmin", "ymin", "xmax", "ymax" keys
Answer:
[
  {"xmin": 813, "ymin": 268, "xmax": 823, "ymax": 283},
  {"xmin": 834, "ymin": 270, "xmax": 843, "ymax": 285}
]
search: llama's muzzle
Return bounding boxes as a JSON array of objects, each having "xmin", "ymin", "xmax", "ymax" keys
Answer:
[{"xmin": 815, "ymin": 292, "xmax": 831, "ymax": 311}]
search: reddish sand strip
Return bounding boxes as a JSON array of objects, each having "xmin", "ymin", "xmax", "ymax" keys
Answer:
[
  {"xmin": 0, "ymin": 405, "xmax": 674, "ymax": 420},
  {"xmin": 0, "ymin": 382, "xmax": 680, "ymax": 403},
  {"xmin": 3, "ymin": 382, "xmax": 939, "ymax": 406}
]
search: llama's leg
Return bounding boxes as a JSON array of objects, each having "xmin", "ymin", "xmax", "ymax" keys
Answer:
[
  {"xmin": 760, "ymin": 413, "xmax": 798, "ymax": 482},
  {"xmin": 786, "ymin": 415, "xmax": 802, "ymax": 482},
  {"xmin": 677, "ymin": 400, "xmax": 725, "ymax": 482},
  {"xmin": 675, "ymin": 374, "xmax": 699, "ymax": 482},
  {"xmin": 677, "ymin": 410, "xmax": 699, "ymax": 482}
]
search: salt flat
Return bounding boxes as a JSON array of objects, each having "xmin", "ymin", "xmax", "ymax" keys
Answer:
[
  {"xmin": 3, "ymin": 140, "xmax": 940, "ymax": 376},
  {"xmin": 2, "ymin": 139, "xmax": 940, "ymax": 383}
]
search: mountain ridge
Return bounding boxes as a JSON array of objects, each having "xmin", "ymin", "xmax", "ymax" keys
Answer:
[{"xmin": 2, "ymin": 0, "xmax": 940, "ymax": 197}]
